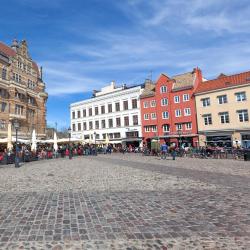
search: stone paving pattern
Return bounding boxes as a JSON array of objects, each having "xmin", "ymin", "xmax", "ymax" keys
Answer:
[{"xmin": 0, "ymin": 154, "xmax": 249, "ymax": 249}]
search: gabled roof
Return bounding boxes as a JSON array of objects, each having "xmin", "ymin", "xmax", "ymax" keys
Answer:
[
  {"xmin": 195, "ymin": 71, "xmax": 250, "ymax": 94},
  {"xmin": 140, "ymin": 80, "xmax": 155, "ymax": 99},
  {"xmin": 172, "ymin": 71, "xmax": 195, "ymax": 91},
  {"xmin": 0, "ymin": 42, "xmax": 16, "ymax": 57}
]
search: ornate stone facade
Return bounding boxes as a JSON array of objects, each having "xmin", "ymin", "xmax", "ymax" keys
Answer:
[{"xmin": 0, "ymin": 39, "xmax": 48, "ymax": 140}]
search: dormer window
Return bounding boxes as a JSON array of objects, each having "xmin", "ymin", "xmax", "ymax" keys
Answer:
[{"xmin": 160, "ymin": 86, "xmax": 167, "ymax": 93}]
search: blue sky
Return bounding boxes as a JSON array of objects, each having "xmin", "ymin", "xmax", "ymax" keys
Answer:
[{"xmin": 1, "ymin": 0, "xmax": 250, "ymax": 129}]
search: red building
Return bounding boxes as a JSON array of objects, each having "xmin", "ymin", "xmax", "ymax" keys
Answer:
[{"xmin": 140, "ymin": 68, "xmax": 202, "ymax": 148}]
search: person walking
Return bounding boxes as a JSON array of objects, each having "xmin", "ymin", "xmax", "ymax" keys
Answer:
[
  {"xmin": 160, "ymin": 141, "xmax": 168, "ymax": 160},
  {"xmin": 171, "ymin": 144, "xmax": 176, "ymax": 160}
]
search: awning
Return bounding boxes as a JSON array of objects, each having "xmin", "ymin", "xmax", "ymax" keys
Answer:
[{"xmin": 122, "ymin": 137, "xmax": 142, "ymax": 142}]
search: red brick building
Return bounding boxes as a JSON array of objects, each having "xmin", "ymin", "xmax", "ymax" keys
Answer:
[{"xmin": 140, "ymin": 68, "xmax": 202, "ymax": 148}]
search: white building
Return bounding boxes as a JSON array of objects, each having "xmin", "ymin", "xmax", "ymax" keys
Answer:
[{"xmin": 70, "ymin": 82, "xmax": 143, "ymax": 147}]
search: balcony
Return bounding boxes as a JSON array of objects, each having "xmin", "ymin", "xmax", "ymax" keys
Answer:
[{"xmin": 9, "ymin": 113, "xmax": 26, "ymax": 120}]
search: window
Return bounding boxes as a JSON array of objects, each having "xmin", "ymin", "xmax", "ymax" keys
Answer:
[
  {"xmin": 203, "ymin": 114, "xmax": 212, "ymax": 125},
  {"xmin": 183, "ymin": 94, "xmax": 189, "ymax": 102},
  {"xmin": 217, "ymin": 95, "xmax": 228, "ymax": 104},
  {"xmin": 143, "ymin": 101, "xmax": 149, "ymax": 108},
  {"xmin": 114, "ymin": 133, "xmax": 121, "ymax": 139},
  {"xmin": 174, "ymin": 96, "xmax": 180, "ymax": 103},
  {"xmin": 77, "ymin": 110, "xmax": 81, "ymax": 118},
  {"xmin": 89, "ymin": 121, "xmax": 93, "ymax": 130},
  {"xmin": 235, "ymin": 92, "xmax": 246, "ymax": 102},
  {"xmin": 2, "ymin": 68, "xmax": 7, "ymax": 80},
  {"xmin": 184, "ymin": 108, "xmax": 191, "ymax": 116},
  {"xmin": 28, "ymin": 96, "xmax": 35, "ymax": 105},
  {"xmin": 0, "ymin": 120, "xmax": 6, "ymax": 129},
  {"xmin": 151, "ymin": 113, "xmax": 157, "ymax": 120},
  {"xmin": 186, "ymin": 122, "xmax": 192, "ymax": 130},
  {"xmin": 152, "ymin": 125, "xmax": 157, "ymax": 132},
  {"xmin": 72, "ymin": 111, "xmax": 75, "ymax": 119},
  {"xmin": 83, "ymin": 122, "xmax": 87, "ymax": 130},
  {"xmin": 116, "ymin": 117, "xmax": 121, "ymax": 127},
  {"xmin": 78, "ymin": 123, "xmax": 81, "ymax": 131},
  {"xmin": 151, "ymin": 100, "xmax": 156, "ymax": 107},
  {"xmin": 83, "ymin": 109, "xmax": 86, "ymax": 117},
  {"xmin": 219, "ymin": 112, "xmax": 229, "ymax": 124},
  {"xmin": 108, "ymin": 104, "xmax": 112, "ymax": 113},
  {"xmin": 72, "ymin": 124, "xmax": 76, "ymax": 131},
  {"xmin": 237, "ymin": 109, "xmax": 249, "ymax": 122},
  {"xmin": 132, "ymin": 99, "xmax": 137, "ymax": 109},
  {"xmin": 176, "ymin": 124, "xmax": 182, "ymax": 130},
  {"xmin": 124, "ymin": 116, "xmax": 129, "ymax": 126},
  {"xmin": 161, "ymin": 98, "xmax": 168, "ymax": 106},
  {"xmin": 95, "ymin": 120, "xmax": 99, "ymax": 129},
  {"xmin": 27, "ymin": 108, "xmax": 35, "ymax": 118},
  {"xmin": 123, "ymin": 100, "xmax": 129, "ymax": 110},
  {"xmin": 95, "ymin": 107, "xmax": 98, "ymax": 115},
  {"xmin": 102, "ymin": 134, "xmax": 106, "ymax": 139},
  {"xmin": 162, "ymin": 124, "xmax": 170, "ymax": 132},
  {"xmin": 145, "ymin": 126, "xmax": 150, "ymax": 132},
  {"xmin": 89, "ymin": 108, "xmax": 92, "ymax": 116},
  {"xmin": 101, "ymin": 120, "xmax": 106, "ymax": 128},
  {"xmin": 133, "ymin": 115, "xmax": 138, "ymax": 125},
  {"xmin": 175, "ymin": 109, "xmax": 181, "ymax": 117},
  {"xmin": 101, "ymin": 105, "xmax": 105, "ymax": 114},
  {"xmin": 108, "ymin": 118, "xmax": 113, "ymax": 128},
  {"xmin": 13, "ymin": 73, "xmax": 21, "ymax": 83},
  {"xmin": 15, "ymin": 104, "xmax": 24, "ymax": 115},
  {"xmin": 162, "ymin": 111, "xmax": 169, "ymax": 119},
  {"xmin": 115, "ymin": 102, "xmax": 120, "ymax": 111},
  {"xmin": 144, "ymin": 113, "xmax": 149, "ymax": 120},
  {"xmin": 160, "ymin": 86, "xmax": 167, "ymax": 93},
  {"xmin": 201, "ymin": 98, "xmax": 210, "ymax": 107},
  {"xmin": 0, "ymin": 102, "xmax": 7, "ymax": 112}
]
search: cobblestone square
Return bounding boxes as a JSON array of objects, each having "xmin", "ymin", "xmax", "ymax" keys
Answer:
[{"xmin": 0, "ymin": 154, "xmax": 249, "ymax": 249}]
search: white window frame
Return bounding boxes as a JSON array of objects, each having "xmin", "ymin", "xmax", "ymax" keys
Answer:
[
  {"xmin": 175, "ymin": 109, "xmax": 181, "ymax": 117},
  {"xmin": 183, "ymin": 94, "xmax": 189, "ymax": 102},
  {"xmin": 162, "ymin": 124, "xmax": 170, "ymax": 132},
  {"xmin": 203, "ymin": 114, "xmax": 212, "ymax": 125},
  {"xmin": 161, "ymin": 98, "xmax": 168, "ymax": 106},
  {"xmin": 160, "ymin": 86, "xmax": 167, "ymax": 93},
  {"xmin": 152, "ymin": 125, "xmax": 157, "ymax": 132},
  {"xmin": 151, "ymin": 113, "xmax": 157, "ymax": 120},
  {"xmin": 174, "ymin": 96, "xmax": 180, "ymax": 103},
  {"xmin": 219, "ymin": 112, "xmax": 230, "ymax": 124},
  {"xmin": 144, "ymin": 101, "xmax": 149, "ymax": 108},
  {"xmin": 186, "ymin": 122, "xmax": 192, "ymax": 130},
  {"xmin": 151, "ymin": 100, "xmax": 156, "ymax": 107},
  {"xmin": 237, "ymin": 109, "xmax": 249, "ymax": 122},
  {"xmin": 176, "ymin": 124, "xmax": 182, "ymax": 131},
  {"xmin": 217, "ymin": 95, "xmax": 228, "ymax": 104},
  {"xmin": 145, "ymin": 126, "xmax": 150, "ymax": 132},
  {"xmin": 184, "ymin": 108, "xmax": 191, "ymax": 116},
  {"xmin": 235, "ymin": 92, "xmax": 246, "ymax": 102},
  {"xmin": 162, "ymin": 111, "xmax": 169, "ymax": 119},
  {"xmin": 202, "ymin": 98, "xmax": 210, "ymax": 107},
  {"xmin": 144, "ymin": 113, "xmax": 149, "ymax": 120}
]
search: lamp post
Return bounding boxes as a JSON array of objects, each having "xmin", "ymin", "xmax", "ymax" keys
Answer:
[
  {"xmin": 13, "ymin": 119, "xmax": 20, "ymax": 168},
  {"xmin": 68, "ymin": 127, "xmax": 72, "ymax": 159},
  {"xmin": 177, "ymin": 129, "xmax": 182, "ymax": 148},
  {"xmin": 94, "ymin": 132, "xmax": 97, "ymax": 155}
]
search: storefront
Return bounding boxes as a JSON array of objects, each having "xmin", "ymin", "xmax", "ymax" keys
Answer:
[
  {"xmin": 242, "ymin": 134, "xmax": 250, "ymax": 149},
  {"xmin": 206, "ymin": 135, "xmax": 232, "ymax": 147}
]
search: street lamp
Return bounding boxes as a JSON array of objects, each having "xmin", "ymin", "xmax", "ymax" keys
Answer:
[
  {"xmin": 177, "ymin": 129, "xmax": 182, "ymax": 148},
  {"xmin": 94, "ymin": 132, "xmax": 97, "ymax": 155},
  {"xmin": 68, "ymin": 127, "xmax": 72, "ymax": 159},
  {"xmin": 13, "ymin": 119, "xmax": 20, "ymax": 168}
]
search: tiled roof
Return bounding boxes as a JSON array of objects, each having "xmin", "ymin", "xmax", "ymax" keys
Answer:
[
  {"xmin": 140, "ymin": 81, "xmax": 155, "ymax": 98},
  {"xmin": 172, "ymin": 72, "xmax": 195, "ymax": 91},
  {"xmin": 0, "ymin": 41, "xmax": 16, "ymax": 57},
  {"xmin": 195, "ymin": 71, "xmax": 250, "ymax": 94}
]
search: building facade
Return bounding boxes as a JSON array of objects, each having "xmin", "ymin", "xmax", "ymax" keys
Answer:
[
  {"xmin": 70, "ymin": 82, "xmax": 143, "ymax": 147},
  {"xmin": 140, "ymin": 68, "xmax": 202, "ymax": 148},
  {"xmin": 195, "ymin": 71, "xmax": 250, "ymax": 148},
  {"xmin": 0, "ymin": 39, "xmax": 48, "ymax": 141}
]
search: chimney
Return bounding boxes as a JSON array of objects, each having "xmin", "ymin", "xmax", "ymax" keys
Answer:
[
  {"xmin": 92, "ymin": 90, "xmax": 97, "ymax": 97},
  {"xmin": 122, "ymin": 83, "xmax": 127, "ymax": 89}
]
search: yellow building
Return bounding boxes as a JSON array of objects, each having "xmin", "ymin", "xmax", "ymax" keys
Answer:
[{"xmin": 195, "ymin": 71, "xmax": 250, "ymax": 148}]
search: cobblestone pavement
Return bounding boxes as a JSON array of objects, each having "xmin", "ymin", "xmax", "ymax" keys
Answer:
[{"xmin": 0, "ymin": 155, "xmax": 249, "ymax": 249}]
